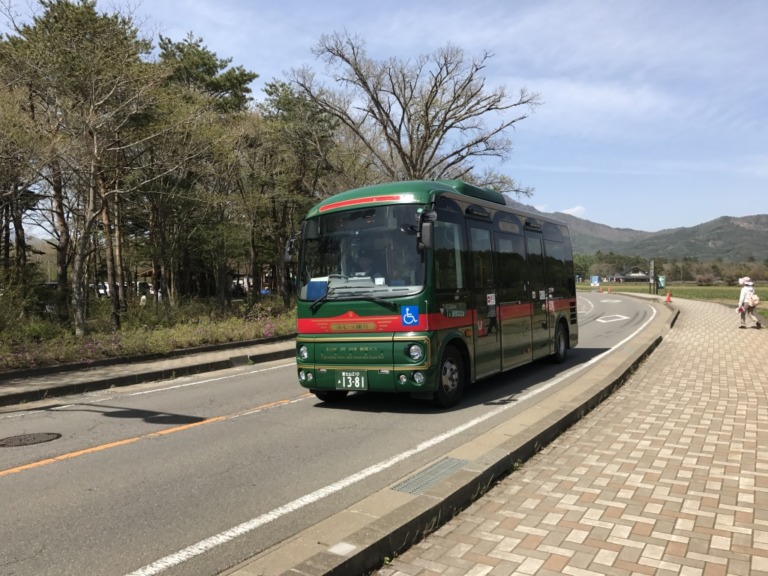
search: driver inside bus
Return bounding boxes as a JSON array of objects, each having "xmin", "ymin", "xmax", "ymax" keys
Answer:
[{"xmin": 352, "ymin": 248, "xmax": 385, "ymax": 279}]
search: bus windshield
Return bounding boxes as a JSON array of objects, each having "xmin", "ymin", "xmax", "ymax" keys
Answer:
[{"xmin": 299, "ymin": 204, "xmax": 425, "ymax": 301}]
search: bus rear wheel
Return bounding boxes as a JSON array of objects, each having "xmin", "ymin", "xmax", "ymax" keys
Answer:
[
  {"xmin": 312, "ymin": 390, "xmax": 349, "ymax": 403},
  {"xmin": 552, "ymin": 322, "xmax": 568, "ymax": 364},
  {"xmin": 435, "ymin": 345, "xmax": 464, "ymax": 408}
]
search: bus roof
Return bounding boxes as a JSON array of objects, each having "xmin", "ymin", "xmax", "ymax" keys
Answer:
[{"xmin": 305, "ymin": 180, "xmax": 507, "ymax": 219}]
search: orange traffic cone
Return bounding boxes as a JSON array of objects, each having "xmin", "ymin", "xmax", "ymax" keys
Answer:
[
  {"xmin": 665, "ymin": 290, "xmax": 672, "ymax": 303},
  {"xmin": 599, "ymin": 286, "xmax": 603, "ymax": 293},
  {"xmin": 608, "ymin": 286, "xmax": 612, "ymax": 294}
]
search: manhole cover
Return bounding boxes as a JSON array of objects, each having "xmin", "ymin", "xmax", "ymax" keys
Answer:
[{"xmin": 0, "ymin": 433, "xmax": 62, "ymax": 447}]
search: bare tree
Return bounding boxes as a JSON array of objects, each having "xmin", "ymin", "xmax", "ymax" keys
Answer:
[{"xmin": 290, "ymin": 31, "xmax": 540, "ymax": 194}]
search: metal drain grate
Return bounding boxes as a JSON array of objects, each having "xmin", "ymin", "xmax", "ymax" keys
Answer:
[
  {"xmin": 0, "ymin": 433, "xmax": 62, "ymax": 447},
  {"xmin": 392, "ymin": 457, "xmax": 468, "ymax": 495}
]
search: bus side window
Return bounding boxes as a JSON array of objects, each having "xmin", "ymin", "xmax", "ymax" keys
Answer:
[{"xmin": 544, "ymin": 239, "xmax": 566, "ymax": 297}]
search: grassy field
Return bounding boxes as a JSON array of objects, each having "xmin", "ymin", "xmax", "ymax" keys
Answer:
[{"xmin": 579, "ymin": 282, "xmax": 756, "ymax": 306}]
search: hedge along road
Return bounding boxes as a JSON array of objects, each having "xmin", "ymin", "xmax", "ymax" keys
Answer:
[{"xmin": 0, "ymin": 292, "xmax": 660, "ymax": 576}]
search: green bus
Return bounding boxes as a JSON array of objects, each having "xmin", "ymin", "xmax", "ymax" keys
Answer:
[{"xmin": 290, "ymin": 180, "xmax": 578, "ymax": 408}]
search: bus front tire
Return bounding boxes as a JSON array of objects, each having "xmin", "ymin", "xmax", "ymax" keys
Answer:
[
  {"xmin": 312, "ymin": 390, "xmax": 349, "ymax": 403},
  {"xmin": 552, "ymin": 322, "xmax": 568, "ymax": 364},
  {"xmin": 435, "ymin": 345, "xmax": 464, "ymax": 408}
]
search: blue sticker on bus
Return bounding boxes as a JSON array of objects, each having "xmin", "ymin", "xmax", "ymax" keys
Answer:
[{"xmin": 401, "ymin": 306, "xmax": 419, "ymax": 327}]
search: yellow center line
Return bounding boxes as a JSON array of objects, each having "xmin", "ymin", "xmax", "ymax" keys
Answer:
[{"xmin": 0, "ymin": 393, "xmax": 313, "ymax": 478}]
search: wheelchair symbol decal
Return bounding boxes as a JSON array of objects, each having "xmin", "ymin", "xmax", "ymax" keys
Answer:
[{"xmin": 401, "ymin": 306, "xmax": 419, "ymax": 327}]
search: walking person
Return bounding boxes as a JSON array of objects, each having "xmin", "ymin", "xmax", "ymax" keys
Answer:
[{"xmin": 737, "ymin": 277, "xmax": 761, "ymax": 329}]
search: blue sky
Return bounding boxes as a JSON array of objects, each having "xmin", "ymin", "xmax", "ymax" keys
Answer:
[{"xmin": 12, "ymin": 0, "xmax": 768, "ymax": 232}]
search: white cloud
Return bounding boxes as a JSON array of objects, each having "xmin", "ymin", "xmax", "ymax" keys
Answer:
[
  {"xmin": 559, "ymin": 206, "xmax": 587, "ymax": 218},
  {"xmin": 520, "ymin": 77, "xmax": 683, "ymax": 141},
  {"xmin": 531, "ymin": 203, "xmax": 587, "ymax": 220}
]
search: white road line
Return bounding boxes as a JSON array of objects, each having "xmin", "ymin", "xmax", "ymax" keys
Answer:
[
  {"xmin": 125, "ymin": 304, "xmax": 658, "ymax": 576},
  {"xmin": 577, "ymin": 294, "xmax": 595, "ymax": 315},
  {"xmin": 124, "ymin": 363, "xmax": 296, "ymax": 397},
  {"xmin": 597, "ymin": 314, "xmax": 631, "ymax": 323},
  {"xmin": 0, "ymin": 363, "xmax": 298, "ymax": 419}
]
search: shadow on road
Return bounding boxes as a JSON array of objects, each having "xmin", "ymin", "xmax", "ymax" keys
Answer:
[{"xmin": 311, "ymin": 346, "xmax": 610, "ymax": 415}]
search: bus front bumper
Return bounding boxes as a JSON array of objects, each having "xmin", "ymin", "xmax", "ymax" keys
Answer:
[
  {"xmin": 297, "ymin": 364, "xmax": 437, "ymax": 394},
  {"xmin": 295, "ymin": 334, "xmax": 434, "ymax": 394}
]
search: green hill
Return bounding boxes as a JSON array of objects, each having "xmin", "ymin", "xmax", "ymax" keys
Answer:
[{"xmin": 504, "ymin": 197, "xmax": 768, "ymax": 261}]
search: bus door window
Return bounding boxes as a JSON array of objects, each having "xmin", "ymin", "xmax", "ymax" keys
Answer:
[
  {"xmin": 433, "ymin": 219, "xmax": 469, "ymax": 328},
  {"xmin": 469, "ymin": 224, "xmax": 501, "ymax": 378},
  {"xmin": 525, "ymin": 231, "xmax": 550, "ymax": 359},
  {"xmin": 434, "ymin": 221, "xmax": 465, "ymax": 291},
  {"xmin": 543, "ymin": 222, "xmax": 578, "ymax": 329},
  {"xmin": 543, "ymin": 223, "xmax": 568, "ymax": 299},
  {"xmin": 496, "ymin": 232, "xmax": 530, "ymax": 368}
]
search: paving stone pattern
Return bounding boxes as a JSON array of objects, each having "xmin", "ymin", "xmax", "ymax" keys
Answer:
[{"xmin": 377, "ymin": 299, "xmax": 768, "ymax": 576}]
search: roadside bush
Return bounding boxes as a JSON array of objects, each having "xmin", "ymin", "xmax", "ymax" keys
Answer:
[
  {"xmin": 17, "ymin": 318, "xmax": 70, "ymax": 343},
  {"xmin": 0, "ymin": 296, "xmax": 297, "ymax": 373},
  {"xmin": 0, "ymin": 284, "xmax": 24, "ymax": 334}
]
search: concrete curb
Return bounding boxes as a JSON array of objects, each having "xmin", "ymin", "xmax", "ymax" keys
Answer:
[{"xmin": 0, "ymin": 340, "xmax": 297, "ymax": 407}]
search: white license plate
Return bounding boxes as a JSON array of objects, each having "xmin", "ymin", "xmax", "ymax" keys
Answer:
[{"xmin": 335, "ymin": 370, "xmax": 367, "ymax": 390}]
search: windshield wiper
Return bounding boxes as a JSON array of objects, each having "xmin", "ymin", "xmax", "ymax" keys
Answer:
[
  {"xmin": 310, "ymin": 286, "xmax": 338, "ymax": 313},
  {"xmin": 351, "ymin": 294, "xmax": 399, "ymax": 309},
  {"xmin": 311, "ymin": 289, "xmax": 400, "ymax": 313}
]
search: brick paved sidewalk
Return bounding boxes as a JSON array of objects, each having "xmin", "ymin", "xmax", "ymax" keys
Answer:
[{"xmin": 378, "ymin": 299, "xmax": 768, "ymax": 576}]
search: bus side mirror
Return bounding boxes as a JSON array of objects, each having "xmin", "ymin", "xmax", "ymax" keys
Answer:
[
  {"xmin": 284, "ymin": 232, "xmax": 300, "ymax": 263},
  {"xmin": 418, "ymin": 211, "xmax": 436, "ymax": 251}
]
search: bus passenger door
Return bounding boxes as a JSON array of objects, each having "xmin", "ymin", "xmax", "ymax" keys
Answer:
[
  {"xmin": 526, "ymin": 231, "xmax": 550, "ymax": 359},
  {"xmin": 468, "ymin": 225, "xmax": 501, "ymax": 379}
]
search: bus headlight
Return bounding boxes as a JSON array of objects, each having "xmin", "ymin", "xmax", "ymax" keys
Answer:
[
  {"xmin": 413, "ymin": 372, "xmax": 425, "ymax": 385},
  {"xmin": 407, "ymin": 343, "xmax": 424, "ymax": 361},
  {"xmin": 298, "ymin": 345, "xmax": 309, "ymax": 361},
  {"xmin": 299, "ymin": 370, "xmax": 306, "ymax": 381}
]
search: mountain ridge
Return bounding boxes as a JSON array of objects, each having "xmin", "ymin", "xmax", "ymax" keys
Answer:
[{"xmin": 504, "ymin": 197, "xmax": 768, "ymax": 261}]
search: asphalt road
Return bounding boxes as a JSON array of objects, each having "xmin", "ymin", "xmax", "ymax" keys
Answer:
[{"xmin": 0, "ymin": 292, "xmax": 657, "ymax": 576}]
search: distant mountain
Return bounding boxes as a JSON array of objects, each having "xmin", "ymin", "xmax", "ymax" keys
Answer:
[{"xmin": 504, "ymin": 197, "xmax": 768, "ymax": 261}]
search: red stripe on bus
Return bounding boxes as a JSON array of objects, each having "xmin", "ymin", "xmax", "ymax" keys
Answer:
[
  {"xmin": 498, "ymin": 302, "xmax": 534, "ymax": 319},
  {"xmin": 549, "ymin": 298, "xmax": 576, "ymax": 312},
  {"xmin": 297, "ymin": 299, "xmax": 575, "ymax": 334},
  {"xmin": 430, "ymin": 313, "xmax": 472, "ymax": 331},
  {"xmin": 318, "ymin": 195, "xmax": 403, "ymax": 212},
  {"xmin": 298, "ymin": 311, "xmax": 466, "ymax": 334}
]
